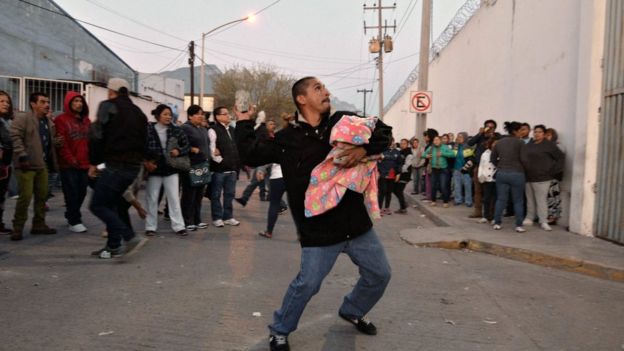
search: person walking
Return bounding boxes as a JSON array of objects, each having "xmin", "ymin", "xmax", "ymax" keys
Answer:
[
  {"xmin": 377, "ymin": 139, "xmax": 400, "ymax": 215},
  {"xmin": 88, "ymin": 78, "xmax": 148, "ymax": 259},
  {"xmin": 208, "ymin": 106, "xmax": 241, "ymax": 228},
  {"xmin": 392, "ymin": 138, "xmax": 412, "ymax": 214},
  {"xmin": 491, "ymin": 121, "xmax": 527, "ymax": 232},
  {"xmin": 180, "ymin": 105, "xmax": 211, "ymax": 231},
  {"xmin": 54, "ymin": 91, "xmax": 90, "ymax": 233},
  {"xmin": 521, "ymin": 125, "xmax": 565, "ymax": 231},
  {"xmin": 235, "ymin": 77, "xmax": 392, "ymax": 351},
  {"xmin": 422, "ymin": 135, "xmax": 455, "ymax": 207},
  {"xmin": 236, "ymin": 119, "xmax": 277, "ymax": 206},
  {"xmin": 9, "ymin": 92, "xmax": 60, "ymax": 241},
  {"xmin": 144, "ymin": 104, "xmax": 190, "ymax": 237},
  {"xmin": 0, "ymin": 90, "xmax": 15, "ymax": 235},
  {"xmin": 258, "ymin": 163, "xmax": 286, "ymax": 239}
]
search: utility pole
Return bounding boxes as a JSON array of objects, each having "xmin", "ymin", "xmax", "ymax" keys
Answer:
[
  {"xmin": 416, "ymin": 0, "xmax": 432, "ymax": 137},
  {"xmin": 188, "ymin": 41, "xmax": 195, "ymax": 105},
  {"xmin": 357, "ymin": 88, "xmax": 373, "ymax": 116},
  {"xmin": 364, "ymin": 1, "xmax": 396, "ymax": 121}
]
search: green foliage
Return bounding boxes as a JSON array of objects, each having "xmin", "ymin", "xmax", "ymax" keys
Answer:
[{"xmin": 213, "ymin": 64, "xmax": 296, "ymax": 120}]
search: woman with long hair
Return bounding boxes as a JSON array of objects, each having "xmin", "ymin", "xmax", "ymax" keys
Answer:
[
  {"xmin": 0, "ymin": 91, "xmax": 14, "ymax": 234},
  {"xmin": 144, "ymin": 104, "xmax": 190, "ymax": 236},
  {"xmin": 491, "ymin": 121, "xmax": 527, "ymax": 232}
]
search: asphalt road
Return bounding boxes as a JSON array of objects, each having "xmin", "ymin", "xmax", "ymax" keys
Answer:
[{"xmin": 0, "ymin": 185, "xmax": 623, "ymax": 351}]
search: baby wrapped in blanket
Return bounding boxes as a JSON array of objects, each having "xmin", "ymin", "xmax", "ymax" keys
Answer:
[{"xmin": 304, "ymin": 115, "xmax": 382, "ymax": 219}]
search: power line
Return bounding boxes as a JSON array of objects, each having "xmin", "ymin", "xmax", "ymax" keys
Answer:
[
  {"xmin": 15, "ymin": 0, "xmax": 185, "ymax": 52},
  {"xmin": 83, "ymin": 0, "xmax": 188, "ymax": 43}
]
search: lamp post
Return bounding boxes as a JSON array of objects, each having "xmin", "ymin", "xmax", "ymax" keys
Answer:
[{"xmin": 199, "ymin": 15, "xmax": 253, "ymax": 109}]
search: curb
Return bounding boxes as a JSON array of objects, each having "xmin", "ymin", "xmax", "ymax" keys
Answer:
[
  {"xmin": 404, "ymin": 195, "xmax": 450, "ymax": 227},
  {"xmin": 401, "ymin": 238, "xmax": 624, "ymax": 283},
  {"xmin": 403, "ymin": 194, "xmax": 624, "ymax": 283}
]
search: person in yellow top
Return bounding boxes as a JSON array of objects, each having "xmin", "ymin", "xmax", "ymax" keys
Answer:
[{"xmin": 452, "ymin": 132, "xmax": 475, "ymax": 207}]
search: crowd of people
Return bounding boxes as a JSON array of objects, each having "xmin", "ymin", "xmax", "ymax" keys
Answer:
[
  {"xmin": 391, "ymin": 119, "xmax": 566, "ymax": 233},
  {"xmin": 0, "ymin": 80, "xmax": 296, "ymax": 254}
]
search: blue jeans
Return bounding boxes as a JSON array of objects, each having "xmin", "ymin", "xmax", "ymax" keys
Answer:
[
  {"xmin": 60, "ymin": 168, "xmax": 89, "ymax": 225},
  {"xmin": 269, "ymin": 229, "xmax": 391, "ymax": 336},
  {"xmin": 89, "ymin": 164, "xmax": 140, "ymax": 249},
  {"xmin": 210, "ymin": 171, "xmax": 237, "ymax": 221},
  {"xmin": 453, "ymin": 170, "xmax": 473, "ymax": 205},
  {"xmin": 411, "ymin": 167, "xmax": 422, "ymax": 193},
  {"xmin": 494, "ymin": 171, "xmax": 525, "ymax": 227},
  {"xmin": 267, "ymin": 178, "xmax": 286, "ymax": 233},
  {"xmin": 431, "ymin": 168, "xmax": 450, "ymax": 203}
]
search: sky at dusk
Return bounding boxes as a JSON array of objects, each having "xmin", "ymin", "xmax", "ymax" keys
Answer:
[{"xmin": 54, "ymin": 0, "xmax": 466, "ymax": 114}]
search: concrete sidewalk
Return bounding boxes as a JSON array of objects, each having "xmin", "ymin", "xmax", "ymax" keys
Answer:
[{"xmin": 401, "ymin": 194, "xmax": 624, "ymax": 283}]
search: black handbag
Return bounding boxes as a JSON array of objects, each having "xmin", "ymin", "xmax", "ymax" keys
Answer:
[
  {"xmin": 164, "ymin": 137, "xmax": 191, "ymax": 171},
  {"xmin": 189, "ymin": 161, "xmax": 211, "ymax": 187}
]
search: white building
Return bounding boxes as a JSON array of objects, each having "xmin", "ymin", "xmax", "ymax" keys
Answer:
[{"xmin": 383, "ymin": 0, "xmax": 622, "ymax": 243}]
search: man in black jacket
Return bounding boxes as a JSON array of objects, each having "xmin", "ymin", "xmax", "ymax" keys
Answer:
[
  {"xmin": 235, "ymin": 77, "xmax": 392, "ymax": 351},
  {"xmin": 208, "ymin": 106, "xmax": 241, "ymax": 227},
  {"xmin": 88, "ymin": 78, "xmax": 148, "ymax": 259}
]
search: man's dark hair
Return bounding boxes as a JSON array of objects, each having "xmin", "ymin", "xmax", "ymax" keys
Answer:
[
  {"xmin": 534, "ymin": 124, "xmax": 547, "ymax": 133},
  {"xmin": 521, "ymin": 122, "xmax": 531, "ymax": 128},
  {"xmin": 424, "ymin": 128, "xmax": 439, "ymax": 140},
  {"xmin": 204, "ymin": 111, "xmax": 211, "ymax": 120},
  {"xmin": 117, "ymin": 87, "xmax": 129, "ymax": 96},
  {"xmin": 213, "ymin": 106, "xmax": 228, "ymax": 118},
  {"xmin": 503, "ymin": 121, "xmax": 523, "ymax": 134},
  {"xmin": 29, "ymin": 92, "xmax": 49, "ymax": 106},
  {"xmin": 291, "ymin": 76, "xmax": 316, "ymax": 110},
  {"xmin": 484, "ymin": 119, "xmax": 497, "ymax": 128},
  {"xmin": 187, "ymin": 104, "xmax": 202, "ymax": 116}
]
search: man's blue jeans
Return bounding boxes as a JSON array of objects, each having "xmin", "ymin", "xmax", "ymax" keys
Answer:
[
  {"xmin": 494, "ymin": 170, "xmax": 526, "ymax": 227},
  {"xmin": 89, "ymin": 164, "xmax": 140, "ymax": 249},
  {"xmin": 453, "ymin": 170, "xmax": 473, "ymax": 205},
  {"xmin": 269, "ymin": 229, "xmax": 392, "ymax": 336},
  {"xmin": 210, "ymin": 171, "xmax": 237, "ymax": 221}
]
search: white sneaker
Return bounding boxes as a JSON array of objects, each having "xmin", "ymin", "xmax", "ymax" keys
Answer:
[
  {"xmin": 68, "ymin": 223, "xmax": 87, "ymax": 233},
  {"xmin": 540, "ymin": 223, "xmax": 553, "ymax": 231},
  {"xmin": 522, "ymin": 219, "xmax": 534, "ymax": 226},
  {"xmin": 515, "ymin": 226, "xmax": 526, "ymax": 233},
  {"xmin": 478, "ymin": 218, "xmax": 488, "ymax": 224},
  {"xmin": 196, "ymin": 222, "xmax": 208, "ymax": 229},
  {"xmin": 223, "ymin": 218, "xmax": 240, "ymax": 226},
  {"xmin": 213, "ymin": 220, "xmax": 224, "ymax": 227},
  {"xmin": 493, "ymin": 224, "xmax": 502, "ymax": 230}
]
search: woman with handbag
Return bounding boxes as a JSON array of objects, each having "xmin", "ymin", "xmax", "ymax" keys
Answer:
[
  {"xmin": 180, "ymin": 105, "xmax": 211, "ymax": 231},
  {"xmin": 144, "ymin": 104, "xmax": 190, "ymax": 237}
]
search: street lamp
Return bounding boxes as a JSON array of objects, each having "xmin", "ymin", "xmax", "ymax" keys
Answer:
[{"xmin": 199, "ymin": 16, "xmax": 252, "ymax": 109}]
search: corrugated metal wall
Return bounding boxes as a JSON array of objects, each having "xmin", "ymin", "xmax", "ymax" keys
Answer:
[{"xmin": 595, "ymin": 0, "xmax": 624, "ymax": 244}]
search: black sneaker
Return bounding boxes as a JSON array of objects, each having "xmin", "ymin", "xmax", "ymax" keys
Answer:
[
  {"xmin": 235, "ymin": 198, "xmax": 247, "ymax": 207},
  {"xmin": 91, "ymin": 246, "xmax": 122, "ymax": 259},
  {"xmin": 339, "ymin": 312, "xmax": 377, "ymax": 335},
  {"xmin": 269, "ymin": 334, "xmax": 290, "ymax": 351}
]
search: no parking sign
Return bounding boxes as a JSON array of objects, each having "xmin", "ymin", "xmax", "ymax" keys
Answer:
[{"xmin": 410, "ymin": 91, "xmax": 433, "ymax": 113}]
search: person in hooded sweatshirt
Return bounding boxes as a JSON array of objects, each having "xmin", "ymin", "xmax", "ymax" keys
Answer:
[{"xmin": 55, "ymin": 91, "xmax": 91, "ymax": 233}]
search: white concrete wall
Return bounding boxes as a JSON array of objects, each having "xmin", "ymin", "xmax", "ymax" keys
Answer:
[{"xmin": 384, "ymin": 0, "xmax": 605, "ymax": 233}]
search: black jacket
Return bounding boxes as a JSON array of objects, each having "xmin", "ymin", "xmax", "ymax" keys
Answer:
[
  {"xmin": 235, "ymin": 111, "xmax": 392, "ymax": 247},
  {"xmin": 89, "ymin": 95, "xmax": 148, "ymax": 165},
  {"xmin": 210, "ymin": 123, "xmax": 240, "ymax": 172}
]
